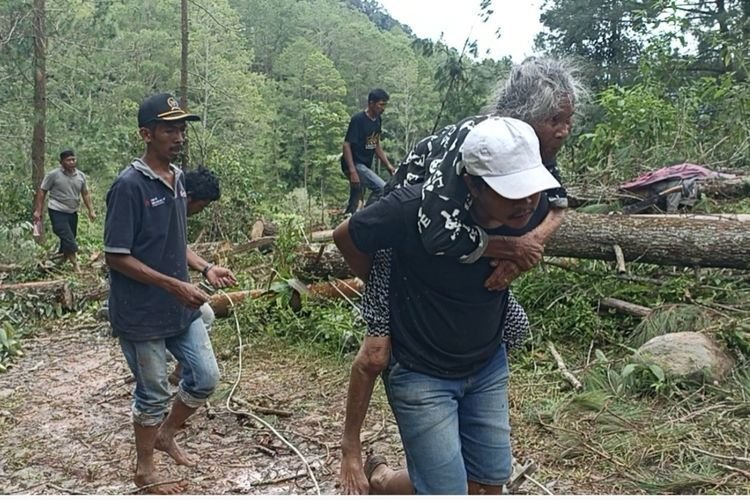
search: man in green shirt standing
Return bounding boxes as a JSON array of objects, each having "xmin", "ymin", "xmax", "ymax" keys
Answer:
[{"xmin": 32, "ymin": 149, "xmax": 96, "ymax": 273}]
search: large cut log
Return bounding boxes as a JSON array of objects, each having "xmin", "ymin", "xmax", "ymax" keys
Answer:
[
  {"xmin": 0, "ymin": 279, "xmax": 74, "ymax": 310},
  {"xmin": 297, "ymin": 212, "xmax": 750, "ymax": 274},
  {"xmin": 209, "ymin": 289, "xmax": 266, "ymax": 317},
  {"xmin": 208, "ymin": 278, "xmax": 364, "ymax": 317},
  {"xmin": 546, "ymin": 212, "xmax": 750, "ymax": 269}
]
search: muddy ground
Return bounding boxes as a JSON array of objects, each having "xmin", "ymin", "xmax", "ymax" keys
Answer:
[{"xmin": 0, "ymin": 313, "xmax": 603, "ymax": 495}]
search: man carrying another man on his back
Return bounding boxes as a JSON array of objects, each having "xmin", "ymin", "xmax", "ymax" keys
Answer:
[
  {"xmin": 341, "ymin": 88, "xmax": 395, "ymax": 215},
  {"xmin": 33, "ymin": 149, "xmax": 96, "ymax": 273},
  {"xmin": 333, "ymin": 117, "xmax": 561, "ymax": 494}
]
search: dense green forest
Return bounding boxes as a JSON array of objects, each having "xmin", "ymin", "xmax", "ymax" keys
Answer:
[
  {"xmin": 2, "ymin": 0, "xmax": 750, "ymax": 231},
  {"xmin": 2, "ymin": 0, "xmax": 750, "ymax": 494}
]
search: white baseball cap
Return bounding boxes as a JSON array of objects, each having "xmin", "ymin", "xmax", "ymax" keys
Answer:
[{"xmin": 461, "ymin": 117, "xmax": 561, "ymax": 199}]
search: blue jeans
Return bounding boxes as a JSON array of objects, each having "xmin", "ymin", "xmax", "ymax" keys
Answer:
[
  {"xmin": 383, "ymin": 345, "xmax": 512, "ymax": 494},
  {"xmin": 118, "ymin": 318, "xmax": 220, "ymax": 426},
  {"xmin": 344, "ymin": 163, "xmax": 386, "ymax": 213}
]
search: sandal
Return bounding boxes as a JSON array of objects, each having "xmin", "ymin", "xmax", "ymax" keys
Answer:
[{"xmin": 364, "ymin": 454, "xmax": 388, "ymax": 482}]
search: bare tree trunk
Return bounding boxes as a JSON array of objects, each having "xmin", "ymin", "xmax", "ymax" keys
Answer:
[
  {"xmin": 299, "ymin": 213, "xmax": 750, "ymax": 275},
  {"xmin": 546, "ymin": 212, "xmax": 750, "ymax": 269},
  {"xmin": 31, "ymin": 0, "xmax": 46, "ymax": 190},
  {"xmin": 180, "ymin": 0, "xmax": 190, "ymax": 166}
]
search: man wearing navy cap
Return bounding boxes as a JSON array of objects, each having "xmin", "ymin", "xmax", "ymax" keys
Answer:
[{"xmin": 104, "ymin": 93, "xmax": 236, "ymax": 494}]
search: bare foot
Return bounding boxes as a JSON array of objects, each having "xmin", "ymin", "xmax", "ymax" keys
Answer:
[
  {"xmin": 134, "ymin": 471, "xmax": 187, "ymax": 494},
  {"xmin": 155, "ymin": 434, "xmax": 196, "ymax": 467}
]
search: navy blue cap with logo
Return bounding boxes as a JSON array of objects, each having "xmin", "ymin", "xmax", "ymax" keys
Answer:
[{"xmin": 137, "ymin": 93, "xmax": 201, "ymax": 128}]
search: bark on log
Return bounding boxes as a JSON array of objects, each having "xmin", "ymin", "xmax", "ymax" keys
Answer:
[
  {"xmin": 631, "ymin": 213, "xmax": 750, "ymax": 222},
  {"xmin": 299, "ymin": 245, "xmax": 352, "ymax": 280},
  {"xmin": 0, "ymin": 279, "xmax": 73, "ymax": 310},
  {"xmin": 698, "ymin": 176, "xmax": 750, "ymax": 199},
  {"xmin": 546, "ymin": 212, "xmax": 750, "ymax": 269}
]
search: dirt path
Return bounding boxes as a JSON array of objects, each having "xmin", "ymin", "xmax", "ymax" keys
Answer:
[{"xmin": 0, "ymin": 316, "xmax": 404, "ymax": 495}]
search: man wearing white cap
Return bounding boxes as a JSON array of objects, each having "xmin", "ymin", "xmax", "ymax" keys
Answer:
[{"xmin": 333, "ymin": 117, "xmax": 560, "ymax": 494}]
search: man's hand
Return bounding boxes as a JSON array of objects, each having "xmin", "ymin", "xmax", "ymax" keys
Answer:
[
  {"xmin": 88, "ymin": 211, "xmax": 96, "ymax": 222},
  {"xmin": 171, "ymin": 281, "xmax": 210, "ymax": 309},
  {"xmin": 486, "ymin": 233, "xmax": 545, "ymax": 272},
  {"xmin": 485, "ymin": 260, "xmax": 522, "ymax": 291},
  {"xmin": 339, "ymin": 454, "xmax": 369, "ymax": 495},
  {"xmin": 205, "ymin": 266, "xmax": 237, "ymax": 289},
  {"xmin": 32, "ymin": 210, "xmax": 42, "ymax": 223},
  {"xmin": 349, "ymin": 169, "xmax": 361, "ymax": 188},
  {"xmin": 386, "ymin": 163, "xmax": 395, "ymax": 176}
]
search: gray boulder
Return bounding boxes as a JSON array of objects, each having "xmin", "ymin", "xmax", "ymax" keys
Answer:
[{"xmin": 635, "ymin": 331, "xmax": 734, "ymax": 381}]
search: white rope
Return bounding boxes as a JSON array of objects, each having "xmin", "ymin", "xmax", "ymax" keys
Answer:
[
  {"xmin": 335, "ymin": 278, "xmax": 362, "ymax": 298},
  {"xmin": 215, "ymin": 289, "xmax": 321, "ymax": 495},
  {"xmin": 524, "ymin": 474, "xmax": 553, "ymax": 495},
  {"xmin": 329, "ymin": 282, "xmax": 361, "ymax": 314}
]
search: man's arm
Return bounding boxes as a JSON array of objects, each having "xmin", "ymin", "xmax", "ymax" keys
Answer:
[
  {"xmin": 32, "ymin": 188, "xmax": 47, "ymax": 222},
  {"xmin": 342, "ymin": 142, "xmax": 361, "ymax": 187},
  {"xmin": 340, "ymin": 336, "xmax": 391, "ymax": 494},
  {"xmin": 485, "ymin": 208, "xmax": 565, "ymax": 265},
  {"xmin": 186, "ymin": 247, "xmax": 237, "ymax": 289},
  {"xmin": 483, "ymin": 208, "xmax": 566, "ymax": 290},
  {"xmin": 105, "ymin": 253, "xmax": 208, "ymax": 309},
  {"xmin": 374, "ymin": 142, "xmax": 394, "ymax": 175},
  {"xmin": 81, "ymin": 188, "xmax": 96, "ymax": 221}
]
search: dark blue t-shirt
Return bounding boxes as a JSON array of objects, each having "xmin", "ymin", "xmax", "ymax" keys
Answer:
[
  {"xmin": 341, "ymin": 111, "xmax": 382, "ymax": 171},
  {"xmin": 349, "ymin": 183, "xmax": 549, "ymax": 378},
  {"xmin": 104, "ymin": 159, "xmax": 200, "ymax": 341}
]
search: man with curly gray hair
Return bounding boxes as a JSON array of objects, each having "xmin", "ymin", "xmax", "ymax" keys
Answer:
[{"xmin": 338, "ymin": 56, "xmax": 585, "ymax": 495}]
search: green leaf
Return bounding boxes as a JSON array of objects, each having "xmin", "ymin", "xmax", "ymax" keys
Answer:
[
  {"xmin": 621, "ymin": 363, "xmax": 637, "ymax": 378},
  {"xmin": 649, "ymin": 364, "xmax": 665, "ymax": 382},
  {"xmin": 595, "ymin": 349, "xmax": 609, "ymax": 363}
]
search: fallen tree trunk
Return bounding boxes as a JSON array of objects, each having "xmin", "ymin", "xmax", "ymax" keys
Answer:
[
  {"xmin": 209, "ymin": 289, "xmax": 267, "ymax": 317},
  {"xmin": 0, "ymin": 279, "xmax": 74, "ymax": 310},
  {"xmin": 208, "ymin": 278, "xmax": 364, "ymax": 317},
  {"xmin": 298, "ymin": 212, "xmax": 750, "ymax": 275},
  {"xmin": 546, "ymin": 212, "xmax": 750, "ymax": 269}
]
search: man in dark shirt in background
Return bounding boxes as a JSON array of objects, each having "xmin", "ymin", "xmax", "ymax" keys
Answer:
[
  {"xmin": 341, "ymin": 88, "xmax": 395, "ymax": 215},
  {"xmin": 333, "ymin": 117, "xmax": 560, "ymax": 494},
  {"xmin": 104, "ymin": 93, "xmax": 236, "ymax": 494}
]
